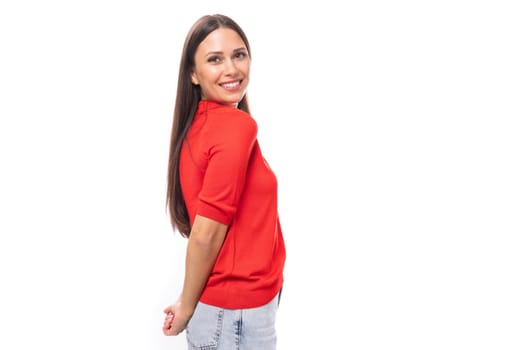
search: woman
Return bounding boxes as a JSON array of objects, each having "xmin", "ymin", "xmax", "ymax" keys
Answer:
[{"xmin": 163, "ymin": 14, "xmax": 286, "ymax": 349}]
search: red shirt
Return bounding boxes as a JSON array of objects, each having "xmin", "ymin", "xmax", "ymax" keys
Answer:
[{"xmin": 180, "ymin": 100, "xmax": 286, "ymax": 309}]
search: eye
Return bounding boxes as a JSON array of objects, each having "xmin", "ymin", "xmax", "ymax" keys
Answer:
[
  {"xmin": 207, "ymin": 55, "xmax": 222, "ymax": 64},
  {"xmin": 234, "ymin": 51, "xmax": 248, "ymax": 60}
]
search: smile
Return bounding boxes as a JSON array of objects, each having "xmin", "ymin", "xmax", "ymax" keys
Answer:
[{"xmin": 220, "ymin": 81, "xmax": 241, "ymax": 89}]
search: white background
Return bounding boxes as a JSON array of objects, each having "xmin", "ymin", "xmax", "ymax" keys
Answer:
[{"xmin": 1, "ymin": 0, "xmax": 524, "ymax": 349}]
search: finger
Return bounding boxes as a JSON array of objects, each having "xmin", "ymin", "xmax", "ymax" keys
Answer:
[
  {"xmin": 164, "ymin": 315, "xmax": 173, "ymax": 328},
  {"xmin": 162, "ymin": 314, "xmax": 174, "ymax": 332},
  {"xmin": 163, "ymin": 320, "xmax": 170, "ymax": 330},
  {"xmin": 163, "ymin": 320, "xmax": 176, "ymax": 336},
  {"xmin": 164, "ymin": 326, "xmax": 178, "ymax": 336}
]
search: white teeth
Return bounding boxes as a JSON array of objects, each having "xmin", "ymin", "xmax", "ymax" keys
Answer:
[{"xmin": 222, "ymin": 81, "xmax": 240, "ymax": 88}]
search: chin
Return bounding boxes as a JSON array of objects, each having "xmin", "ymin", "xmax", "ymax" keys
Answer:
[{"xmin": 222, "ymin": 97, "xmax": 244, "ymax": 106}]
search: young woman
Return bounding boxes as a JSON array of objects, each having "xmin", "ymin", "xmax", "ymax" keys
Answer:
[{"xmin": 163, "ymin": 14, "xmax": 286, "ymax": 349}]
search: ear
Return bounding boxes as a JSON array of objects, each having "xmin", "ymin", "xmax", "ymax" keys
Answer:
[{"xmin": 191, "ymin": 71, "xmax": 199, "ymax": 85}]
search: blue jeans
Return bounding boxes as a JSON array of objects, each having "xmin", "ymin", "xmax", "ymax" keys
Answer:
[{"xmin": 185, "ymin": 291, "xmax": 281, "ymax": 350}]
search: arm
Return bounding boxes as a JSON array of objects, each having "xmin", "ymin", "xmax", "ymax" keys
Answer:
[
  {"xmin": 163, "ymin": 214, "xmax": 228, "ymax": 336},
  {"xmin": 164, "ymin": 108, "xmax": 256, "ymax": 336}
]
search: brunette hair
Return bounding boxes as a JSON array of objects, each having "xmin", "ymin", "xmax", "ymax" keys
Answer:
[{"xmin": 166, "ymin": 14, "xmax": 252, "ymax": 237}]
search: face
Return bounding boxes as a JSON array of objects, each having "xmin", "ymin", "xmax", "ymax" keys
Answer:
[{"xmin": 191, "ymin": 27, "xmax": 250, "ymax": 107}]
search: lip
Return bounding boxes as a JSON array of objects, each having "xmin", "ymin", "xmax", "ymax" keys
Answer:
[{"xmin": 220, "ymin": 80, "xmax": 242, "ymax": 91}]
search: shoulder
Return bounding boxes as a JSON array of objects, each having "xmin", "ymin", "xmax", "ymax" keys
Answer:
[{"xmin": 201, "ymin": 104, "xmax": 258, "ymax": 136}]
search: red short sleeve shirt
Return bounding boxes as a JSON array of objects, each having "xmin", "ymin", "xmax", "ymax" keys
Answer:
[{"xmin": 180, "ymin": 100, "xmax": 286, "ymax": 308}]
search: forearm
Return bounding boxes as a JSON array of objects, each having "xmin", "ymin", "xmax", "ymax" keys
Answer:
[
  {"xmin": 179, "ymin": 215, "xmax": 227, "ymax": 317},
  {"xmin": 179, "ymin": 237, "xmax": 221, "ymax": 311}
]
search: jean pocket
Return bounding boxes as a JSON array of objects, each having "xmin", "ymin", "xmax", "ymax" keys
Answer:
[{"xmin": 186, "ymin": 302, "xmax": 224, "ymax": 350}]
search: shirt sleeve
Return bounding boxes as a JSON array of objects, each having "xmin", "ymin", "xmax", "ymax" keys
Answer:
[{"xmin": 196, "ymin": 111, "xmax": 258, "ymax": 225}]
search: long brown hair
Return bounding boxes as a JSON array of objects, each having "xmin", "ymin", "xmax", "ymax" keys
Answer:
[{"xmin": 166, "ymin": 14, "xmax": 252, "ymax": 237}]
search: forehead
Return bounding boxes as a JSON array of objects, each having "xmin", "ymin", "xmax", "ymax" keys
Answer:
[{"xmin": 197, "ymin": 27, "xmax": 246, "ymax": 53}]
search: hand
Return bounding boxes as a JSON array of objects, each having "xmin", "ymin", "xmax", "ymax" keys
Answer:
[{"xmin": 162, "ymin": 299, "xmax": 192, "ymax": 336}]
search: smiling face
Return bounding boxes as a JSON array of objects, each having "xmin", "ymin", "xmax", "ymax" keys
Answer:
[{"xmin": 191, "ymin": 27, "xmax": 251, "ymax": 107}]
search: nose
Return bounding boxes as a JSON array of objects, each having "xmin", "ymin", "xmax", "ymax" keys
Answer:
[{"xmin": 223, "ymin": 58, "xmax": 238, "ymax": 75}]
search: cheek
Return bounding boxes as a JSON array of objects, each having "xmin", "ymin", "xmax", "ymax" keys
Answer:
[
  {"xmin": 239, "ymin": 63, "xmax": 251, "ymax": 78},
  {"xmin": 201, "ymin": 67, "xmax": 222, "ymax": 83}
]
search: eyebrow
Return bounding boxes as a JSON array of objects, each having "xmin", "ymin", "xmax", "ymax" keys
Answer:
[{"xmin": 205, "ymin": 47, "xmax": 247, "ymax": 57}]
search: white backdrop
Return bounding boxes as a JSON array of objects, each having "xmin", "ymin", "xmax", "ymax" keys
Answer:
[{"xmin": 1, "ymin": 0, "xmax": 524, "ymax": 349}]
